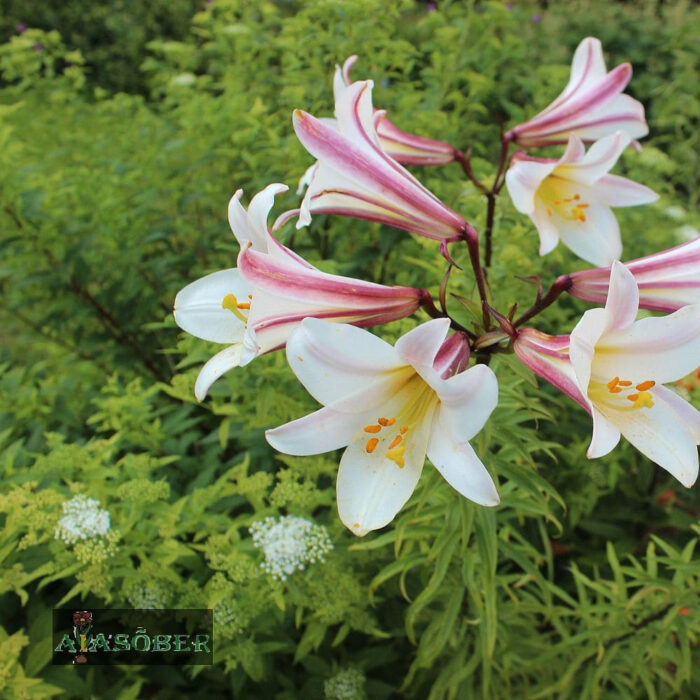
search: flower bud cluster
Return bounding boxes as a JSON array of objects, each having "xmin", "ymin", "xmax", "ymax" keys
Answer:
[{"xmin": 249, "ymin": 515, "xmax": 333, "ymax": 581}]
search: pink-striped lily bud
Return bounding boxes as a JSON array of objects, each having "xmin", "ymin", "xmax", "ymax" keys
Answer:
[
  {"xmin": 513, "ymin": 328, "xmax": 588, "ymax": 411},
  {"xmin": 337, "ymin": 56, "xmax": 456, "ymax": 166},
  {"xmin": 568, "ymin": 237, "xmax": 700, "ymax": 313},
  {"xmin": 293, "ymin": 79, "xmax": 467, "ymax": 242},
  {"xmin": 506, "ymin": 37, "xmax": 648, "ymax": 148},
  {"xmin": 433, "ymin": 331, "xmax": 470, "ymax": 379},
  {"xmin": 174, "ymin": 183, "xmax": 424, "ymax": 400}
]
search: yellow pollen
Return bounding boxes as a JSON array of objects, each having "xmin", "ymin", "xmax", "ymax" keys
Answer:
[
  {"xmin": 365, "ymin": 438, "xmax": 379, "ymax": 453},
  {"xmin": 605, "ymin": 376, "xmax": 655, "ymax": 409},
  {"xmin": 221, "ymin": 293, "xmax": 248, "ymax": 322},
  {"xmin": 364, "ymin": 425, "xmax": 381, "ymax": 433},
  {"xmin": 385, "ymin": 445, "xmax": 406, "ymax": 468},
  {"xmin": 636, "ymin": 380, "xmax": 655, "ymax": 391},
  {"xmin": 388, "ymin": 435, "xmax": 403, "ymax": 450},
  {"xmin": 546, "ymin": 207, "xmax": 552, "ymax": 217}
]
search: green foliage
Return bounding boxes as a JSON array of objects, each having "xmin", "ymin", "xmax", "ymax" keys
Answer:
[{"xmin": 0, "ymin": 0, "xmax": 698, "ymax": 697}]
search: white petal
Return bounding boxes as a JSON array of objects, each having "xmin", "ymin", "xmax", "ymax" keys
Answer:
[
  {"xmin": 505, "ymin": 158, "xmax": 557, "ymax": 214},
  {"xmin": 557, "ymin": 134, "xmax": 587, "ymax": 165},
  {"xmin": 592, "ymin": 174, "xmax": 658, "ymax": 207},
  {"xmin": 603, "ymin": 260, "xmax": 639, "ymax": 332},
  {"xmin": 530, "ymin": 198, "xmax": 561, "ymax": 255},
  {"xmin": 653, "ymin": 385, "xmax": 700, "ymax": 443},
  {"xmin": 395, "ymin": 318, "xmax": 451, "ymax": 369},
  {"xmin": 433, "ymin": 364, "xmax": 499, "ymax": 442},
  {"xmin": 555, "ymin": 201, "xmax": 621, "ymax": 266},
  {"xmin": 426, "ymin": 420, "xmax": 499, "ymax": 506},
  {"xmin": 570, "ymin": 307, "xmax": 609, "ymax": 401},
  {"xmin": 174, "ymin": 269, "xmax": 249, "ymax": 343},
  {"xmin": 587, "ymin": 406, "xmax": 621, "ymax": 458},
  {"xmin": 556, "ymin": 131, "xmax": 630, "ymax": 185},
  {"xmin": 336, "ymin": 407, "xmax": 433, "ymax": 536},
  {"xmin": 266, "ymin": 406, "xmax": 370, "ymax": 455},
  {"xmin": 194, "ymin": 344, "xmax": 244, "ymax": 401},
  {"xmin": 228, "ymin": 190, "xmax": 257, "ymax": 249},
  {"xmin": 598, "ymin": 387, "xmax": 699, "ymax": 487},
  {"xmin": 593, "ymin": 304, "xmax": 700, "ymax": 385},
  {"xmin": 246, "ymin": 183, "xmax": 288, "ymax": 249},
  {"xmin": 286, "ymin": 319, "xmax": 407, "ymax": 410}
]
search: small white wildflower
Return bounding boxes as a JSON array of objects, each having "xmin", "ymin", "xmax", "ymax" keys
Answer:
[
  {"xmin": 249, "ymin": 515, "xmax": 333, "ymax": 581},
  {"xmin": 213, "ymin": 599, "xmax": 244, "ymax": 639},
  {"xmin": 324, "ymin": 667, "xmax": 366, "ymax": 700},
  {"xmin": 55, "ymin": 495, "xmax": 110, "ymax": 545}
]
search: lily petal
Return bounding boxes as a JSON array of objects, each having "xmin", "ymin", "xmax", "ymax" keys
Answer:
[
  {"xmin": 336, "ymin": 406, "xmax": 433, "ymax": 536},
  {"xmin": 285, "ymin": 318, "xmax": 408, "ymax": 410},
  {"xmin": 592, "ymin": 174, "xmax": 658, "ymax": 207},
  {"xmin": 194, "ymin": 344, "xmax": 244, "ymax": 401},
  {"xmin": 173, "ymin": 268, "xmax": 249, "ymax": 344},
  {"xmin": 434, "ymin": 364, "xmax": 499, "ymax": 443},
  {"xmin": 395, "ymin": 318, "xmax": 451, "ymax": 369},
  {"xmin": 603, "ymin": 259, "xmax": 639, "ymax": 332},
  {"xmin": 556, "ymin": 132, "xmax": 630, "ymax": 185},
  {"xmin": 597, "ymin": 386, "xmax": 699, "ymax": 487},
  {"xmin": 427, "ymin": 419, "xmax": 499, "ymax": 506},
  {"xmin": 265, "ymin": 405, "xmax": 371, "ymax": 456},
  {"xmin": 593, "ymin": 304, "xmax": 700, "ymax": 385},
  {"xmin": 587, "ymin": 406, "xmax": 621, "ymax": 458}
]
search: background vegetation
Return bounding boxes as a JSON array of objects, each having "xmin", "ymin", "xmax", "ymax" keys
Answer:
[{"xmin": 0, "ymin": 0, "xmax": 698, "ymax": 697}]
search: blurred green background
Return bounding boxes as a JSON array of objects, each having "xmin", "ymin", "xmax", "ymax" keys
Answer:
[{"xmin": 0, "ymin": 1, "xmax": 698, "ymax": 698}]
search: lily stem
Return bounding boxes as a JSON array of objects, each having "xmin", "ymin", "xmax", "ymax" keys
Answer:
[{"xmin": 513, "ymin": 274, "xmax": 572, "ymax": 328}]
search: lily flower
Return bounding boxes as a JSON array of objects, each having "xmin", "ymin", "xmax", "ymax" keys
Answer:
[
  {"xmin": 293, "ymin": 78, "xmax": 467, "ymax": 241},
  {"xmin": 568, "ymin": 237, "xmax": 700, "ymax": 313},
  {"xmin": 515, "ymin": 262, "xmax": 700, "ymax": 487},
  {"xmin": 338, "ymin": 56, "xmax": 456, "ymax": 166},
  {"xmin": 505, "ymin": 131, "xmax": 657, "ymax": 266},
  {"xmin": 174, "ymin": 184, "xmax": 423, "ymax": 400},
  {"xmin": 266, "ymin": 318, "xmax": 500, "ymax": 536},
  {"xmin": 506, "ymin": 37, "xmax": 648, "ymax": 148}
]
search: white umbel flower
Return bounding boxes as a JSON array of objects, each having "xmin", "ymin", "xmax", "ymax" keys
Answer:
[
  {"xmin": 249, "ymin": 515, "xmax": 333, "ymax": 581},
  {"xmin": 55, "ymin": 495, "xmax": 111, "ymax": 545}
]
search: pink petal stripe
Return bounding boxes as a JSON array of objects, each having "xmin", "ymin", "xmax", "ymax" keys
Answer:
[{"xmin": 239, "ymin": 247, "xmax": 422, "ymax": 305}]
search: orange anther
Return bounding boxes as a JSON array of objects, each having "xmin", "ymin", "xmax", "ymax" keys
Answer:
[
  {"xmin": 236, "ymin": 302, "xmax": 251, "ymax": 310},
  {"xmin": 579, "ymin": 214, "xmax": 587, "ymax": 222},
  {"xmin": 573, "ymin": 194, "xmax": 580, "ymax": 200},
  {"xmin": 578, "ymin": 203, "xmax": 589, "ymax": 208},
  {"xmin": 388, "ymin": 435, "xmax": 403, "ymax": 450},
  {"xmin": 365, "ymin": 438, "xmax": 379, "ymax": 453},
  {"xmin": 607, "ymin": 377, "xmax": 620, "ymax": 390},
  {"xmin": 364, "ymin": 425, "xmax": 381, "ymax": 433},
  {"xmin": 636, "ymin": 380, "xmax": 655, "ymax": 391},
  {"xmin": 609, "ymin": 387, "xmax": 622, "ymax": 393},
  {"xmin": 618, "ymin": 380, "xmax": 632, "ymax": 387},
  {"xmin": 553, "ymin": 200, "xmax": 562, "ymax": 205},
  {"xmin": 378, "ymin": 417, "xmax": 395, "ymax": 426},
  {"xmin": 400, "ymin": 426, "xmax": 408, "ymax": 434},
  {"xmin": 627, "ymin": 393, "xmax": 639, "ymax": 402}
]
